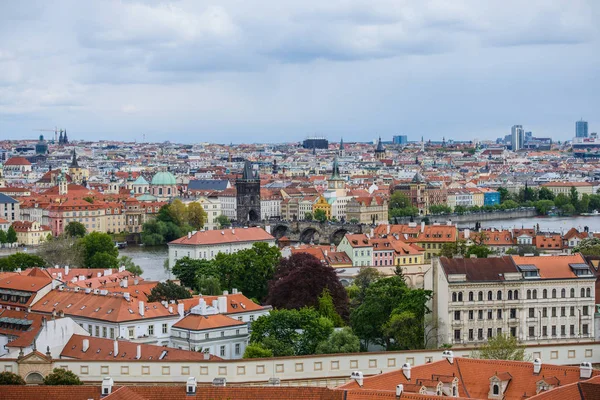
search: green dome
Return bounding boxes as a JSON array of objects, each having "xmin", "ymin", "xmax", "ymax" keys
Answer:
[{"xmin": 151, "ymin": 171, "xmax": 176, "ymax": 186}]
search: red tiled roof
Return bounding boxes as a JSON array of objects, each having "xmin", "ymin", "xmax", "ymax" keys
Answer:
[
  {"xmin": 169, "ymin": 227, "xmax": 274, "ymax": 246},
  {"xmin": 173, "ymin": 314, "xmax": 245, "ymax": 331},
  {"xmin": 4, "ymin": 157, "xmax": 31, "ymax": 166}
]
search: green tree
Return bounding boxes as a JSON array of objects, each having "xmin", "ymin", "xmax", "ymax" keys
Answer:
[
  {"xmin": 497, "ymin": 187, "xmax": 511, "ymax": 203},
  {"xmin": 560, "ymin": 203, "xmax": 576, "ymax": 216},
  {"xmin": 440, "ymin": 240, "xmax": 467, "ymax": 258},
  {"xmin": 453, "ymin": 205, "xmax": 467, "ymax": 215},
  {"xmin": 573, "ymin": 238, "xmax": 600, "ymax": 256},
  {"xmin": 465, "ymin": 245, "xmax": 493, "ymax": 258},
  {"xmin": 389, "ymin": 191, "xmax": 411, "ymax": 209},
  {"xmin": 315, "ymin": 327, "xmax": 360, "ymax": 354},
  {"xmin": 243, "ymin": 343, "xmax": 273, "ymax": 358},
  {"xmin": 554, "ymin": 193, "xmax": 570, "ymax": 208},
  {"xmin": 166, "ymin": 199, "xmax": 188, "ymax": 226},
  {"xmin": 87, "ymin": 252, "xmax": 119, "ymax": 269},
  {"xmin": 43, "ymin": 368, "xmax": 83, "ymax": 385},
  {"xmin": 317, "ymin": 288, "xmax": 344, "ymax": 327},
  {"xmin": 0, "ymin": 230, "xmax": 6, "ymax": 244},
  {"xmin": 538, "ymin": 187, "xmax": 555, "ymax": 201},
  {"xmin": 0, "ymin": 253, "xmax": 46, "ymax": 271},
  {"xmin": 0, "ymin": 371, "xmax": 26, "ymax": 385},
  {"xmin": 534, "ymin": 200, "xmax": 555, "ymax": 215},
  {"xmin": 578, "ymin": 194, "xmax": 591, "ymax": 214},
  {"xmin": 383, "ymin": 310, "xmax": 422, "ymax": 350},
  {"xmin": 501, "ymin": 200, "xmax": 519, "ymax": 210},
  {"xmin": 147, "ymin": 281, "xmax": 192, "ymax": 303},
  {"xmin": 472, "ymin": 334, "xmax": 527, "ymax": 361},
  {"xmin": 37, "ymin": 236, "xmax": 84, "ymax": 268},
  {"xmin": 588, "ymin": 194, "xmax": 600, "ymax": 211},
  {"xmin": 428, "ymin": 204, "xmax": 452, "ymax": 214},
  {"xmin": 78, "ymin": 232, "xmax": 118, "ymax": 268},
  {"xmin": 118, "ymin": 255, "xmax": 143, "ymax": 276},
  {"xmin": 6, "ymin": 226, "xmax": 17, "ymax": 243},
  {"xmin": 196, "ymin": 274, "xmax": 222, "ymax": 295},
  {"xmin": 569, "ymin": 186, "xmax": 579, "ymax": 209},
  {"xmin": 187, "ymin": 202, "xmax": 207, "ymax": 230},
  {"xmin": 216, "ymin": 214, "xmax": 231, "ymax": 229},
  {"xmin": 304, "ymin": 212, "xmax": 313, "ymax": 221},
  {"xmin": 172, "ymin": 257, "xmax": 216, "ymax": 288},
  {"xmin": 64, "ymin": 221, "xmax": 87, "ymax": 238},
  {"xmin": 505, "ymin": 245, "xmax": 540, "ymax": 256},
  {"xmin": 314, "ymin": 209, "xmax": 327, "ymax": 222},
  {"xmin": 348, "ymin": 267, "xmax": 381, "ymax": 309}
]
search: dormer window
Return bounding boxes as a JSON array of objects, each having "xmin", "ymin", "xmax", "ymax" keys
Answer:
[
  {"xmin": 569, "ymin": 263, "xmax": 592, "ymax": 276},
  {"xmin": 518, "ymin": 265, "xmax": 540, "ymax": 279}
]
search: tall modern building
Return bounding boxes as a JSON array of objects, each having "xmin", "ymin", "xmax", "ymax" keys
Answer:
[
  {"xmin": 511, "ymin": 125, "xmax": 524, "ymax": 151},
  {"xmin": 392, "ymin": 135, "xmax": 408, "ymax": 145},
  {"xmin": 576, "ymin": 120, "xmax": 588, "ymax": 138}
]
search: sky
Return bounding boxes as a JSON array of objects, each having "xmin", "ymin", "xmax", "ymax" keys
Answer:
[{"xmin": 0, "ymin": 0, "xmax": 599, "ymax": 144}]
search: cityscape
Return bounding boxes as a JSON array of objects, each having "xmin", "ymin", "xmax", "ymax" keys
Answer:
[{"xmin": 1, "ymin": 1, "xmax": 600, "ymax": 400}]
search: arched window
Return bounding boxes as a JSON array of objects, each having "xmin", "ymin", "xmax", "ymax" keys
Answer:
[
  {"xmin": 167, "ymin": 188, "xmax": 171, "ymax": 195},
  {"xmin": 586, "ymin": 288, "xmax": 591, "ymax": 297},
  {"xmin": 527, "ymin": 289, "xmax": 531, "ymax": 300},
  {"xmin": 469, "ymin": 291, "xmax": 474, "ymax": 302},
  {"xmin": 552, "ymin": 289, "xmax": 556, "ymax": 298},
  {"xmin": 508, "ymin": 291, "xmax": 513, "ymax": 300},
  {"xmin": 478, "ymin": 291, "xmax": 483, "ymax": 301},
  {"xmin": 452, "ymin": 292, "xmax": 457, "ymax": 302},
  {"xmin": 488, "ymin": 291, "xmax": 493, "ymax": 301},
  {"xmin": 543, "ymin": 289, "xmax": 547, "ymax": 299},
  {"xmin": 458, "ymin": 292, "xmax": 463, "ymax": 302},
  {"xmin": 159, "ymin": 187, "xmax": 163, "ymax": 195},
  {"xmin": 570, "ymin": 288, "xmax": 575, "ymax": 298},
  {"xmin": 514, "ymin": 290, "xmax": 519, "ymax": 300},
  {"xmin": 533, "ymin": 289, "xmax": 537, "ymax": 299},
  {"xmin": 581, "ymin": 288, "xmax": 585, "ymax": 298},
  {"xmin": 493, "ymin": 384, "xmax": 499, "ymax": 395},
  {"xmin": 497, "ymin": 290, "xmax": 502, "ymax": 300},
  {"xmin": 561, "ymin": 289, "xmax": 566, "ymax": 298}
]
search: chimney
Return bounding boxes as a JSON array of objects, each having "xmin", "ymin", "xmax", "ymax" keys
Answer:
[
  {"xmin": 421, "ymin": 221, "xmax": 425, "ymax": 232},
  {"xmin": 113, "ymin": 340, "xmax": 119, "ymax": 357},
  {"xmin": 396, "ymin": 384, "xmax": 404, "ymax": 398},
  {"xmin": 387, "ymin": 224, "xmax": 391, "ymax": 235},
  {"xmin": 351, "ymin": 371, "xmax": 363, "ymax": 387},
  {"xmin": 82, "ymin": 338, "xmax": 89, "ymax": 352},
  {"xmin": 232, "ymin": 228, "xmax": 235, "ymax": 234},
  {"xmin": 186, "ymin": 377, "xmax": 197, "ymax": 395},
  {"xmin": 187, "ymin": 232, "xmax": 192, "ymax": 239},
  {"xmin": 200, "ymin": 298, "xmax": 207, "ymax": 315},
  {"xmin": 119, "ymin": 264, "xmax": 125, "ymax": 272},
  {"xmin": 178, "ymin": 303, "xmax": 184, "ymax": 318},
  {"xmin": 136, "ymin": 344, "xmax": 141, "ymax": 359},
  {"xmin": 97, "ymin": 272, "xmax": 102, "ymax": 278},
  {"xmin": 101, "ymin": 377, "xmax": 114, "ymax": 397},
  {"xmin": 212, "ymin": 299, "xmax": 219, "ymax": 312},
  {"xmin": 168, "ymin": 306, "xmax": 173, "ymax": 314},
  {"xmin": 65, "ymin": 265, "xmax": 69, "ymax": 276},
  {"xmin": 121, "ymin": 279, "xmax": 128, "ymax": 288},
  {"xmin": 57, "ymin": 272, "xmax": 62, "ymax": 280},
  {"xmin": 442, "ymin": 350, "xmax": 454, "ymax": 364},
  {"xmin": 402, "ymin": 363, "xmax": 411, "ymax": 380},
  {"xmin": 223, "ymin": 290, "xmax": 229, "ymax": 296},
  {"xmin": 232, "ymin": 288, "xmax": 238, "ymax": 294},
  {"xmin": 104, "ymin": 269, "xmax": 111, "ymax": 277},
  {"xmin": 464, "ymin": 228, "xmax": 470, "ymax": 240},
  {"xmin": 203, "ymin": 350, "xmax": 210, "ymax": 360},
  {"xmin": 139, "ymin": 301, "xmax": 145, "ymax": 317},
  {"xmin": 218, "ymin": 296, "xmax": 227, "ymax": 313},
  {"xmin": 123, "ymin": 292, "xmax": 130, "ymax": 301},
  {"xmin": 533, "ymin": 358, "xmax": 542, "ymax": 374},
  {"xmin": 580, "ymin": 362, "xmax": 593, "ymax": 379}
]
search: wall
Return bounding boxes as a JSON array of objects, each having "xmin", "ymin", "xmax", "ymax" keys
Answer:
[
  {"xmin": 394, "ymin": 209, "xmax": 537, "ymax": 225},
  {"xmin": 4, "ymin": 343, "xmax": 599, "ymax": 386}
]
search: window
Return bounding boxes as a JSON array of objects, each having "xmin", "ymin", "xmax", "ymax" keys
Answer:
[
  {"xmin": 487, "ymin": 310, "xmax": 493, "ymax": 320},
  {"xmin": 542, "ymin": 326, "xmax": 547, "ymax": 336},
  {"xmin": 581, "ymin": 288, "xmax": 585, "ymax": 298},
  {"xmin": 468, "ymin": 329, "xmax": 474, "ymax": 341},
  {"xmin": 586, "ymin": 288, "xmax": 591, "ymax": 297},
  {"xmin": 128, "ymin": 327, "xmax": 134, "ymax": 339},
  {"xmin": 468, "ymin": 310, "xmax": 474, "ymax": 320},
  {"xmin": 561, "ymin": 307, "xmax": 566, "ymax": 317},
  {"xmin": 570, "ymin": 307, "xmax": 575, "ymax": 317},
  {"xmin": 497, "ymin": 328, "xmax": 502, "ymax": 336},
  {"xmin": 249, "ymin": 315, "xmax": 254, "ymax": 322},
  {"xmin": 497, "ymin": 309, "xmax": 502, "ymax": 319},
  {"xmin": 532, "ymin": 289, "xmax": 537, "ymax": 299},
  {"xmin": 110, "ymin": 328, "xmax": 114, "ymax": 339},
  {"xmin": 542, "ymin": 308, "xmax": 547, "ymax": 318},
  {"xmin": 561, "ymin": 325, "xmax": 566, "ymax": 336},
  {"xmin": 583, "ymin": 306, "xmax": 589, "ymax": 316},
  {"xmin": 478, "ymin": 291, "xmax": 483, "ymax": 301},
  {"xmin": 552, "ymin": 307, "xmax": 557, "ymax": 317},
  {"xmin": 570, "ymin": 288, "xmax": 575, "ymax": 298},
  {"xmin": 510, "ymin": 308, "xmax": 516, "ymax": 319},
  {"xmin": 220, "ymin": 346, "xmax": 225, "ymax": 357},
  {"xmin": 497, "ymin": 290, "xmax": 502, "ymax": 300},
  {"xmin": 205, "ymin": 333, "xmax": 209, "ymax": 339},
  {"xmin": 510, "ymin": 327, "xmax": 517, "ymax": 337},
  {"xmin": 527, "ymin": 290, "xmax": 531, "ymax": 299},
  {"xmin": 148, "ymin": 325, "xmax": 154, "ymax": 335},
  {"xmin": 221, "ymin": 331, "xmax": 225, "ymax": 338},
  {"xmin": 95, "ymin": 326, "xmax": 100, "ymax": 337},
  {"xmin": 493, "ymin": 384, "xmax": 500, "ymax": 395},
  {"xmin": 543, "ymin": 289, "xmax": 547, "ymax": 299},
  {"xmin": 469, "ymin": 291, "xmax": 474, "ymax": 301},
  {"xmin": 478, "ymin": 310, "xmax": 483, "ymax": 320},
  {"xmin": 529, "ymin": 308, "xmax": 535, "ymax": 318},
  {"xmin": 454, "ymin": 330, "xmax": 461, "ymax": 341},
  {"xmin": 570, "ymin": 325, "xmax": 575, "ymax": 336},
  {"xmin": 454, "ymin": 311, "xmax": 461, "ymax": 321},
  {"xmin": 552, "ymin": 325, "xmax": 556, "ymax": 336},
  {"xmin": 478, "ymin": 329, "xmax": 483, "ymax": 340},
  {"xmin": 458, "ymin": 292, "xmax": 463, "ymax": 302},
  {"xmin": 162, "ymin": 323, "xmax": 168, "ymax": 334},
  {"xmin": 488, "ymin": 328, "xmax": 493, "ymax": 338},
  {"xmin": 583, "ymin": 324, "xmax": 589, "ymax": 335},
  {"xmin": 235, "ymin": 344, "xmax": 240, "ymax": 355},
  {"xmin": 514, "ymin": 290, "xmax": 519, "ymax": 300},
  {"xmin": 508, "ymin": 291, "xmax": 513, "ymax": 300},
  {"xmin": 452, "ymin": 292, "xmax": 457, "ymax": 302},
  {"xmin": 561, "ymin": 289, "xmax": 566, "ymax": 298},
  {"xmin": 552, "ymin": 289, "xmax": 556, "ymax": 298},
  {"xmin": 529, "ymin": 327, "xmax": 535, "ymax": 337},
  {"xmin": 102, "ymin": 327, "xmax": 107, "ymax": 338},
  {"xmin": 488, "ymin": 291, "xmax": 493, "ymax": 301}
]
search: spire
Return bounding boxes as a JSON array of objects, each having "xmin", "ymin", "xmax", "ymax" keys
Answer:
[
  {"xmin": 59, "ymin": 130, "xmax": 64, "ymax": 144},
  {"xmin": 63, "ymin": 129, "xmax": 68, "ymax": 144},
  {"xmin": 340, "ymin": 137, "xmax": 344, "ymax": 151},
  {"xmin": 375, "ymin": 136, "xmax": 384, "ymax": 153},
  {"xmin": 242, "ymin": 160, "xmax": 255, "ymax": 180},
  {"xmin": 70, "ymin": 149, "xmax": 79, "ymax": 168},
  {"xmin": 331, "ymin": 157, "xmax": 341, "ymax": 179}
]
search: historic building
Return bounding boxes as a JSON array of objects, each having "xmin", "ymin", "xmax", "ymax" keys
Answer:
[
  {"xmin": 68, "ymin": 149, "xmax": 89, "ymax": 185},
  {"xmin": 392, "ymin": 172, "xmax": 447, "ymax": 215},
  {"xmin": 374, "ymin": 137, "xmax": 385, "ymax": 160},
  {"xmin": 235, "ymin": 161, "xmax": 261, "ymax": 223},
  {"xmin": 150, "ymin": 171, "xmax": 178, "ymax": 201},
  {"xmin": 345, "ymin": 196, "xmax": 388, "ymax": 224}
]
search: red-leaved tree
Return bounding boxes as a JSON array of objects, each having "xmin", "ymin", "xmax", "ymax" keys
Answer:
[{"xmin": 265, "ymin": 253, "xmax": 349, "ymax": 321}]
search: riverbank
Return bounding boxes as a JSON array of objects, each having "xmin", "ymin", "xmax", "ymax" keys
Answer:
[{"xmin": 393, "ymin": 208, "xmax": 537, "ymax": 225}]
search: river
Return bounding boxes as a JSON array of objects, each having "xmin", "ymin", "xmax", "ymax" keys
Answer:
[{"xmin": 119, "ymin": 246, "xmax": 170, "ymax": 282}]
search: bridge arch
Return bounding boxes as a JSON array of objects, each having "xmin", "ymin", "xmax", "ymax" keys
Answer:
[
  {"xmin": 330, "ymin": 228, "xmax": 349, "ymax": 246},
  {"xmin": 299, "ymin": 227, "xmax": 320, "ymax": 244},
  {"xmin": 272, "ymin": 224, "xmax": 290, "ymax": 239}
]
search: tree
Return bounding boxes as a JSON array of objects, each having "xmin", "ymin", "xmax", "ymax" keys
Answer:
[
  {"xmin": 505, "ymin": 245, "xmax": 540, "ymax": 256},
  {"xmin": 569, "ymin": 186, "xmax": 579, "ymax": 209},
  {"xmin": 315, "ymin": 327, "xmax": 360, "ymax": 354},
  {"xmin": 266, "ymin": 253, "xmax": 349, "ymax": 321},
  {"xmin": 465, "ymin": 245, "xmax": 493, "ymax": 258},
  {"xmin": 196, "ymin": 274, "xmax": 222, "ymax": 295},
  {"xmin": 534, "ymin": 200, "xmax": 555, "ymax": 215},
  {"xmin": 243, "ymin": 343, "xmax": 273, "ymax": 358},
  {"xmin": 428, "ymin": 204, "xmax": 452, "ymax": 214},
  {"xmin": 304, "ymin": 212, "xmax": 313, "ymax": 221},
  {"xmin": 0, "ymin": 230, "xmax": 6, "ymax": 244},
  {"xmin": 43, "ymin": 368, "xmax": 83, "ymax": 385},
  {"xmin": 147, "ymin": 281, "xmax": 192, "ymax": 302},
  {"xmin": 314, "ymin": 209, "xmax": 327, "ymax": 223},
  {"xmin": 166, "ymin": 199, "xmax": 188, "ymax": 226},
  {"xmin": 578, "ymin": 193, "xmax": 591, "ymax": 214},
  {"xmin": 453, "ymin": 205, "xmax": 467, "ymax": 215},
  {"xmin": 497, "ymin": 187, "xmax": 511, "ymax": 203},
  {"xmin": 389, "ymin": 192, "xmax": 411, "ymax": 209},
  {"xmin": 383, "ymin": 310, "xmax": 422, "ymax": 350},
  {"xmin": 554, "ymin": 193, "xmax": 570, "ymax": 208},
  {"xmin": 440, "ymin": 240, "xmax": 467, "ymax": 258},
  {"xmin": 37, "ymin": 237, "xmax": 84, "ymax": 268},
  {"xmin": 78, "ymin": 232, "xmax": 118, "ymax": 268},
  {"xmin": 249, "ymin": 308, "xmax": 334, "ymax": 356},
  {"xmin": 501, "ymin": 200, "xmax": 519, "ymax": 210},
  {"xmin": 172, "ymin": 257, "xmax": 216, "ymax": 288},
  {"xmin": 187, "ymin": 202, "xmax": 207, "ymax": 230},
  {"xmin": 560, "ymin": 203, "xmax": 576, "ymax": 216},
  {"xmin": 6, "ymin": 226, "xmax": 17, "ymax": 243},
  {"xmin": 317, "ymin": 288, "xmax": 344, "ymax": 327},
  {"xmin": 472, "ymin": 334, "xmax": 527, "ymax": 361},
  {"xmin": 573, "ymin": 238, "xmax": 600, "ymax": 256},
  {"xmin": 538, "ymin": 187, "xmax": 555, "ymax": 201},
  {"xmin": 216, "ymin": 214, "xmax": 231, "ymax": 229},
  {"xmin": 0, "ymin": 371, "xmax": 26, "ymax": 385},
  {"xmin": 0, "ymin": 253, "xmax": 46, "ymax": 271},
  {"xmin": 118, "ymin": 255, "xmax": 143, "ymax": 276},
  {"xmin": 347, "ymin": 267, "xmax": 381, "ymax": 309},
  {"xmin": 64, "ymin": 221, "xmax": 87, "ymax": 238},
  {"xmin": 87, "ymin": 252, "xmax": 119, "ymax": 269}
]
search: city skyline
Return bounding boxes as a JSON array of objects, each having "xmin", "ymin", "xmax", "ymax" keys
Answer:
[{"xmin": 0, "ymin": 1, "xmax": 599, "ymax": 143}]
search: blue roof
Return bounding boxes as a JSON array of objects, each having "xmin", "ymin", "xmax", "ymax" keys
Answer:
[
  {"xmin": 187, "ymin": 179, "xmax": 230, "ymax": 191},
  {"xmin": 0, "ymin": 193, "xmax": 18, "ymax": 204}
]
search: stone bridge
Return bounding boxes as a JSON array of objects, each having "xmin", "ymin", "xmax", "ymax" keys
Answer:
[{"xmin": 262, "ymin": 220, "xmax": 367, "ymax": 245}]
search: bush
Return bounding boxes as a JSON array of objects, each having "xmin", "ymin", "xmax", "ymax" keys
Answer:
[
  {"xmin": 0, "ymin": 371, "xmax": 25, "ymax": 385},
  {"xmin": 43, "ymin": 368, "xmax": 83, "ymax": 385}
]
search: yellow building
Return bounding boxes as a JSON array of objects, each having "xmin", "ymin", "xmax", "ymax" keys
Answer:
[
  {"xmin": 312, "ymin": 195, "xmax": 332, "ymax": 220},
  {"xmin": 12, "ymin": 221, "xmax": 51, "ymax": 246},
  {"xmin": 540, "ymin": 182, "xmax": 594, "ymax": 199}
]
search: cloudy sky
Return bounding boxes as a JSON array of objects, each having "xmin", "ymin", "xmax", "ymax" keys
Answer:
[{"xmin": 0, "ymin": 0, "xmax": 598, "ymax": 144}]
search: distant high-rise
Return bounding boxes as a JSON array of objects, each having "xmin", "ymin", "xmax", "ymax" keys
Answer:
[
  {"xmin": 576, "ymin": 120, "xmax": 588, "ymax": 138},
  {"xmin": 511, "ymin": 125, "xmax": 524, "ymax": 151},
  {"xmin": 393, "ymin": 135, "xmax": 408, "ymax": 145}
]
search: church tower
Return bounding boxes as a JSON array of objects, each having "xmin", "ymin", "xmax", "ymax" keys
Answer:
[
  {"xmin": 236, "ymin": 161, "xmax": 261, "ymax": 223},
  {"xmin": 58, "ymin": 173, "xmax": 68, "ymax": 196},
  {"xmin": 327, "ymin": 158, "xmax": 346, "ymax": 198},
  {"xmin": 339, "ymin": 137, "xmax": 345, "ymax": 157},
  {"xmin": 68, "ymin": 149, "xmax": 89, "ymax": 185},
  {"xmin": 375, "ymin": 137, "xmax": 385, "ymax": 160}
]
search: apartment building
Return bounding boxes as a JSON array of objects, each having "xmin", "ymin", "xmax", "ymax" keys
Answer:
[
  {"xmin": 429, "ymin": 254, "xmax": 596, "ymax": 347},
  {"xmin": 337, "ymin": 234, "xmax": 373, "ymax": 267}
]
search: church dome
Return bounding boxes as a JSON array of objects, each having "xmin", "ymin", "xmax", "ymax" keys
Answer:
[{"xmin": 151, "ymin": 171, "xmax": 176, "ymax": 186}]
